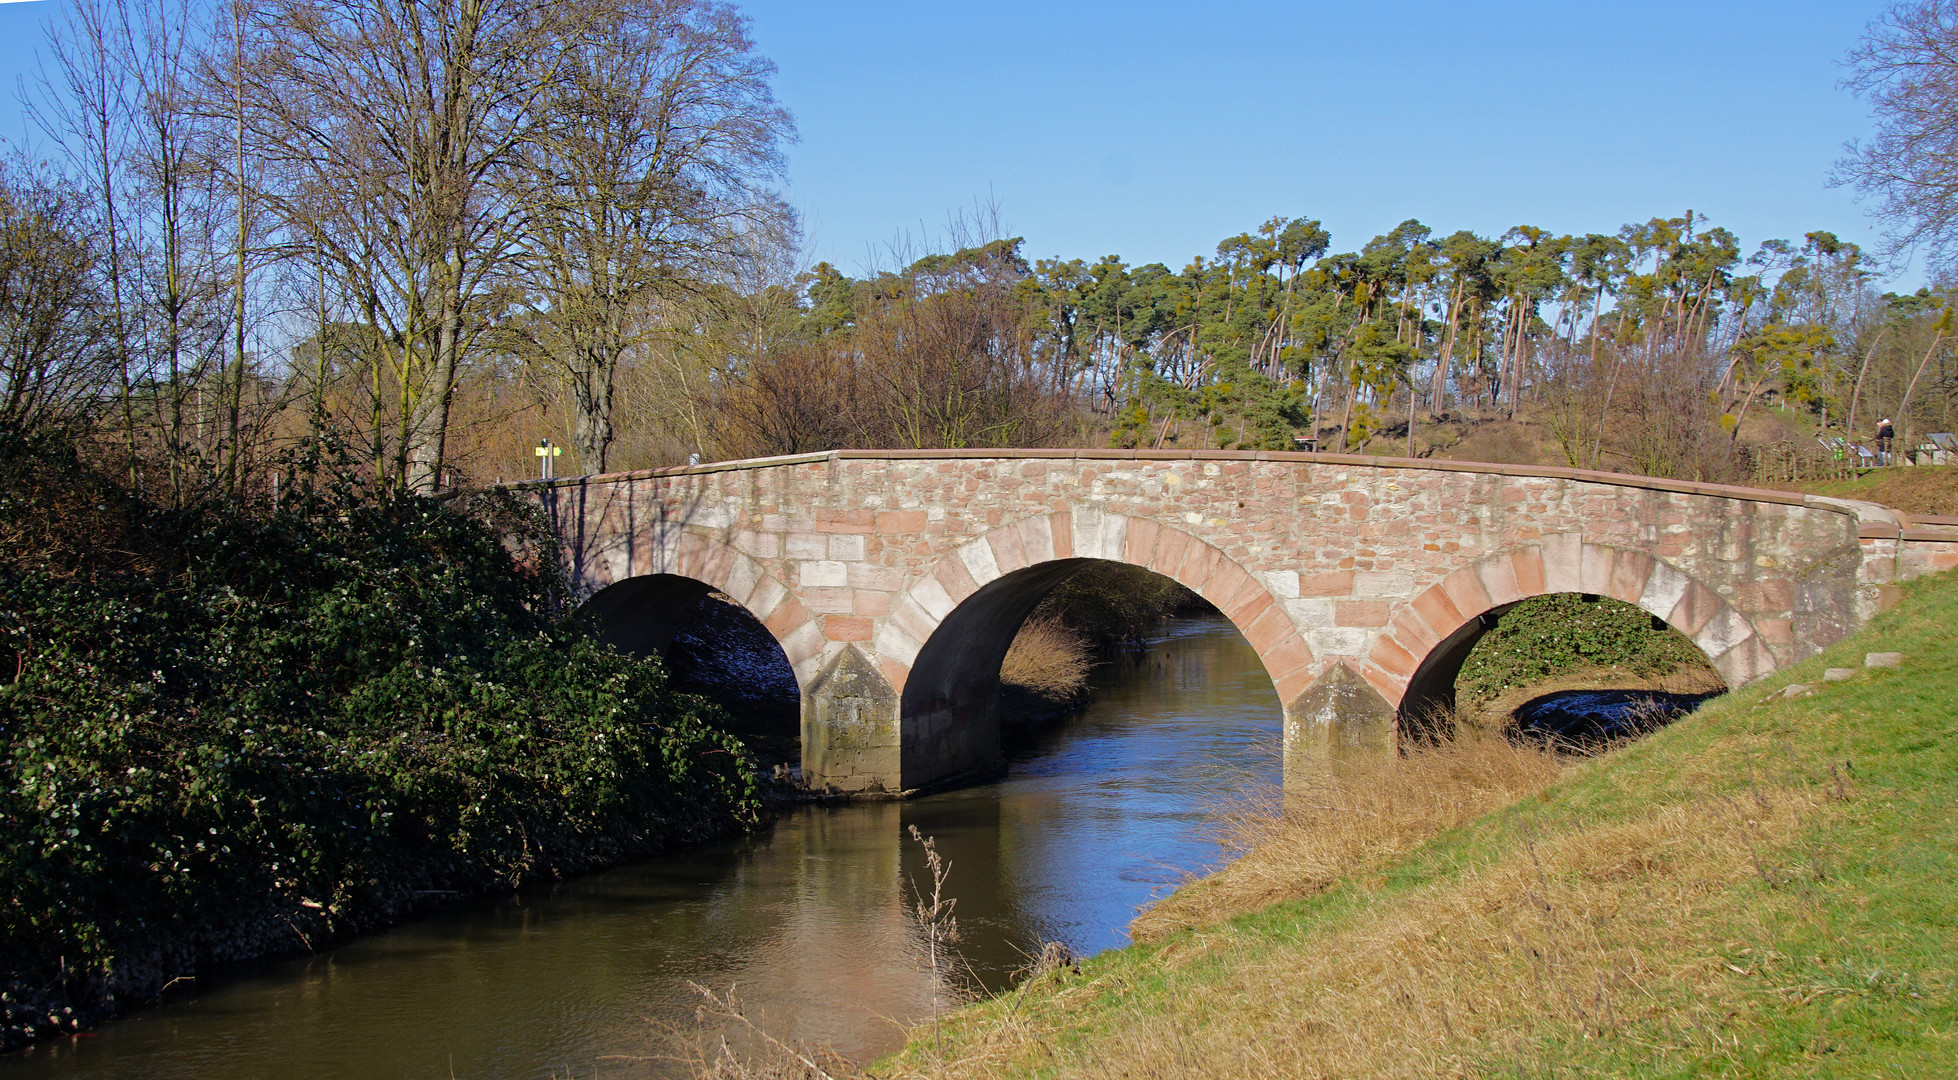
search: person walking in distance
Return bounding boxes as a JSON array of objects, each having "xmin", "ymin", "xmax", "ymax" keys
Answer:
[{"xmin": 1876, "ymin": 417, "xmax": 1896, "ymax": 465}]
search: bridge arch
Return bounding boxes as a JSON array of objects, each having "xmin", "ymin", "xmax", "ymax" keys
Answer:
[
  {"xmin": 577, "ymin": 529, "xmax": 819, "ymax": 669},
  {"xmin": 1367, "ymin": 535, "xmax": 1778, "ymax": 730},
  {"xmin": 852, "ymin": 508, "xmax": 1310, "ymax": 789}
]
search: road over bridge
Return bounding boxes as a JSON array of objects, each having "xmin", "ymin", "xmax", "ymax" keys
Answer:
[{"xmin": 518, "ymin": 449, "xmax": 1958, "ymax": 795}]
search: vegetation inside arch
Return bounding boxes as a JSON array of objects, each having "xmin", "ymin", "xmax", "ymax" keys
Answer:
[
  {"xmin": 1455, "ymin": 593, "xmax": 1725, "ymax": 747},
  {"xmin": 995, "ymin": 562, "xmax": 1208, "ymax": 738}
]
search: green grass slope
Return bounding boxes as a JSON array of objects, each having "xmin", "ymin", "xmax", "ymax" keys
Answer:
[{"xmin": 881, "ymin": 571, "xmax": 1958, "ymax": 1079}]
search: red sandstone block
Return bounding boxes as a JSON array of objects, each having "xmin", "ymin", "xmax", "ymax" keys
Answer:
[
  {"xmin": 815, "ymin": 508, "xmax": 876, "ymax": 533},
  {"xmin": 1735, "ymin": 579, "xmax": 1795, "ymax": 611},
  {"xmin": 1440, "ymin": 569, "xmax": 1493, "ymax": 622},
  {"xmin": 934, "ymin": 555, "xmax": 981, "ymax": 604},
  {"xmin": 1273, "ymin": 668, "xmax": 1313, "ymax": 707},
  {"xmin": 854, "ymin": 590, "xmax": 892, "ymax": 617},
  {"xmin": 1227, "ymin": 588, "xmax": 1275, "ymax": 631},
  {"xmin": 1153, "ymin": 528, "xmax": 1191, "ymax": 579},
  {"xmin": 1476, "ymin": 555, "xmax": 1522, "ymax": 607},
  {"xmin": 1244, "ymin": 604, "xmax": 1292, "ymax": 653},
  {"xmin": 877, "ymin": 510, "xmax": 928, "ymax": 534},
  {"xmin": 1336, "ymin": 599, "xmax": 1391, "ymax": 627},
  {"xmin": 1368, "ymin": 635, "xmax": 1419, "ymax": 679},
  {"xmin": 1390, "ymin": 609, "xmax": 1441, "ymax": 654},
  {"xmin": 1261, "ymin": 634, "xmax": 1314, "ymax": 682},
  {"xmin": 676, "ymin": 532, "xmax": 708, "ymax": 577},
  {"xmin": 701, "ymin": 541, "xmax": 736, "ymax": 585},
  {"xmin": 1755, "ymin": 617, "xmax": 1794, "ymax": 646},
  {"xmin": 1510, "ymin": 547, "xmax": 1547, "ymax": 596},
  {"xmin": 1933, "ymin": 552, "xmax": 1958, "ymax": 571},
  {"xmin": 1607, "ymin": 550, "xmax": 1653, "ymax": 604},
  {"xmin": 1299, "ymin": 570, "xmax": 1355, "ymax": 597},
  {"xmin": 1124, "ymin": 518, "xmax": 1161, "ymax": 566},
  {"xmin": 988, "ymin": 524, "xmax": 1029, "ymax": 574},
  {"xmin": 1204, "ymin": 561, "xmax": 1260, "ymax": 613},
  {"xmin": 825, "ymin": 615, "xmax": 873, "ymax": 642},
  {"xmin": 1050, "ymin": 512, "xmax": 1074, "ymax": 559},
  {"xmin": 1179, "ymin": 541, "xmax": 1222, "ymax": 592},
  {"xmin": 877, "ymin": 655, "xmax": 911, "ymax": 694},
  {"xmin": 1666, "ymin": 582, "xmax": 1723, "ymax": 638},
  {"xmin": 763, "ymin": 596, "xmax": 810, "ymax": 637}
]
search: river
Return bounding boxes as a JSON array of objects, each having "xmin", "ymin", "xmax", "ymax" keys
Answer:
[{"xmin": 2, "ymin": 614, "xmax": 1282, "ymax": 1079}]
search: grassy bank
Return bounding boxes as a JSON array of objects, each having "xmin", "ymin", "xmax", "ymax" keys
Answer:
[
  {"xmin": 0, "ymin": 431, "xmax": 762, "ymax": 1048},
  {"xmin": 1772, "ymin": 463, "xmax": 1958, "ymax": 516},
  {"xmin": 873, "ymin": 569, "xmax": 1958, "ymax": 1077}
]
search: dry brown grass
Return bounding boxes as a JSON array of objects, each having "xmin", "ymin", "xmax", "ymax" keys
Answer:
[
  {"xmin": 882, "ymin": 714, "xmax": 1852, "ymax": 1079},
  {"xmin": 998, "ymin": 615, "xmax": 1093, "ymax": 700},
  {"xmin": 1131, "ymin": 729, "xmax": 1565, "ymax": 944}
]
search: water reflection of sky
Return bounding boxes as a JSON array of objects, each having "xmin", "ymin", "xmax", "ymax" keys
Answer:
[{"xmin": 2, "ymin": 616, "xmax": 1280, "ymax": 1080}]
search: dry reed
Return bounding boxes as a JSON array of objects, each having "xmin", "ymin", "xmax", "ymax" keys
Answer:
[
  {"xmin": 1132, "ymin": 728, "xmax": 1565, "ymax": 944},
  {"xmin": 885, "ymin": 714, "xmax": 1850, "ymax": 1080},
  {"xmin": 998, "ymin": 615, "xmax": 1093, "ymax": 700}
]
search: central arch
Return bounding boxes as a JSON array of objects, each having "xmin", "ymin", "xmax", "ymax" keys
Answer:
[{"xmin": 879, "ymin": 509, "xmax": 1318, "ymax": 790}]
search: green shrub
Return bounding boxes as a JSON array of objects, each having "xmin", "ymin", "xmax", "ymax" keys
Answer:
[
  {"xmin": 1455, "ymin": 593, "xmax": 1715, "ymax": 703},
  {"xmin": 0, "ymin": 428, "xmax": 758, "ymax": 998}
]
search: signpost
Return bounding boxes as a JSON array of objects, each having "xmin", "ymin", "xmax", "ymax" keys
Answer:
[{"xmin": 536, "ymin": 439, "xmax": 562, "ymax": 480}]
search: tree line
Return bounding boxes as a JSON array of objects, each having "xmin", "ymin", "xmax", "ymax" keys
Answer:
[
  {"xmin": 6, "ymin": 0, "xmax": 1958, "ymax": 493},
  {"xmin": 682, "ymin": 211, "xmax": 1958, "ymax": 485}
]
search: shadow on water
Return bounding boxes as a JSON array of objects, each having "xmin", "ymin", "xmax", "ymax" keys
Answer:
[
  {"xmin": 0, "ymin": 614, "xmax": 1279, "ymax": 1080},
  {"xmin": 1510, "ymin": 688, "xmax": 1724, "ymax": 750}
]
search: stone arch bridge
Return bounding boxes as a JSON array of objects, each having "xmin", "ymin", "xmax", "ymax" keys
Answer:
[{"xmin": 518, "ymin": 450, "xmax": 1958, "ymax": 794}]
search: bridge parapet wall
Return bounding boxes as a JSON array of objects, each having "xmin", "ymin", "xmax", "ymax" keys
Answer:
[{"xmin": 522, "ymin": 449, "xmax": 1948, "ymax": 794}]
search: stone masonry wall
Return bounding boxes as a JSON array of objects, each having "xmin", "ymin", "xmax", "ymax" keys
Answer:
[{"xmin": 529, "ymin": 449, "xmax": 1945, "ymax": 793}]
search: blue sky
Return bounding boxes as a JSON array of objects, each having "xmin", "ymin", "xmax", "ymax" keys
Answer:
[{"xmin": 0, "ymin": 0, "xmax": 1911, "ymax": 284}]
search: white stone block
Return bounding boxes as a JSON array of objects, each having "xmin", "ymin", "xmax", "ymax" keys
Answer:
[
  {"xmin": 1283, "ymin": 598, "xmax": 1337, "ymax": 627},
  {"xmin": 785, "ymin": 531, "xmax": 828, "ymax": 560},
  {"xmin": 1264, "ymin": 569, "xmax": 1301, "ymax": 598},
  {"xmin": 800, "ymin": 560, "xmax": 848, "ymax": 588},
  {"xmin": 1307, "ymin": 627, "xmax": 1371, "ymax": 657},
  {"xmin": 1353, "ymin": 570, "xmax": 1416, "ymax": 598},
  {"xmin": 959, "ymin": 537, "xmax": 1001, "ymax": 585},
  {"xmin": 829, "ymin": 534, "xmax": 866, "ymax": 561},
  {"xmin": 1101, "ymin": 514, "xmax": 1129, "ymax": 561},
  {"xmin": 875, "ymin": 623, "xmax": 922, "ymax": 668}
]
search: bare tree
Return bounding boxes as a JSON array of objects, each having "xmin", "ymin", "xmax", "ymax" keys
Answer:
[
  {"xmin": 0, "ymin": 168, "xmax": 113, "ymax": 432},
  {"xmin": 32, "ymin": 0, "xmax": 142, "ymax": 479},
  {"xmin": 237, "ymin": 0, "xmax": 595, "ymax": 492},
  {"xmin": 508, "ymin": 0, "xmax": 793, "ymax": 474},
  {"xmin": 1838, "ymin": 2, "xmax": 1958, "ymax": 271}
]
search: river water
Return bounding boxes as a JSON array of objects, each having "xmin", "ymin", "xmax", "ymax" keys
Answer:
[{"xmin": 2, "ymin": 615, "xmax": 1282, "ymax": 1080}]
